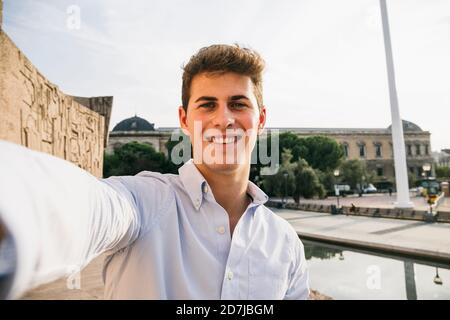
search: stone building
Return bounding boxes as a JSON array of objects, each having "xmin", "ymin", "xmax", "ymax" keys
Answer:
[
  {"xmin": 0, "ymin": 1, "xmax": 112, "ymax": 177},
  {"xmin": 107, "ymin": 115, "xmax": 433, "ymax": 183},
  {"xmin": 433, "ymin": 149, "xmax": 450, "ymax": 168},
  {"xmin": 107, "ymin": 116, "xmax": 175, "ymax": 157},
  {"xmin": 269, "ymin": 120, "xmax": 433, "ymax": 182}
]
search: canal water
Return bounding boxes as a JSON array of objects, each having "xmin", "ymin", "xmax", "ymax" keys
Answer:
[{"xmin": 304, "ymin": 239, "xmax": 450, "ymax": 300}]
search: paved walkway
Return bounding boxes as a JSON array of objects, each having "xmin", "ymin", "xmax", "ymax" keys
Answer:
[
  {"xmin": 440, "ymin": 197, "xmax": 450, "ymax": 211},
  {"xmin": 274, "ymin": 208, "xmax": 450, "ymax": 263}
]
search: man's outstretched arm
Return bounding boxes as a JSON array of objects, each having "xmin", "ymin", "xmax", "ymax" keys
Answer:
[{"xmin": 0, "ymin": 140, "xmax": 141, "ymax": 299}]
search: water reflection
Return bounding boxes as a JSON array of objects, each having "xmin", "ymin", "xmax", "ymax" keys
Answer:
[
  {"xmin": 304, "ymin": 244, "xmax": 342, "ymax": 260},
  {"xmin": 434, "ymin": 268, "xmax": 443, "ymax": 285},
  {"xmin": 304, "ymin": 240, "xmax": 450, "ymax": 300}
]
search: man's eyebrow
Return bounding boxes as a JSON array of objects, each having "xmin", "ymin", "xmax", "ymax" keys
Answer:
[
  {"xmin": 229, "ymin": 95, "xmax": 250, "ymax": 101},
  {"xmin": 194, "ymin": 96, "xmax": 217, "ymax": 103}
]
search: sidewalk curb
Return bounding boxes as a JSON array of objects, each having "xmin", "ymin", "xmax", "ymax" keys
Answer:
[{"xmin": 297, "ymin": 231, "xmax": 450, "ymax": 265}]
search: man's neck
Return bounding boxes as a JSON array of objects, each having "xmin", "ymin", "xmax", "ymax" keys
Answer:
[{"xmin": 195, "ymin": 163, "xmax": 251, "ymax": 233}]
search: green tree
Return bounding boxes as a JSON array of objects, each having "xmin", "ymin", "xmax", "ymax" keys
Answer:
[
  {"xmin": 301, "ymin": 136, "xmax": 344, "ymax": 171},
  {"xmin": 292, "ymin": 159, "xmax": 325, "ymax": 202},
  {"xmin": 436, "ymin": 166, "xmax": 450, "ymax": 178},
  {"xmin": 103, "ymin": 142, "xmax": 171, "ymax": 177},
  {"xmin": 250, "ymin": 133, "xmax": 274, "ymax": 184},
  {"xmin": 261, "ymin": 149, "xmax": 296, "ymax": 198},
  {"xmin": 278, "ymin": 132, "xmax": 307, "ymax": 163},
  {"xmin": 251, "ymin": 132, "xmax": 343, "ymax": 184},
  {"xmin": 277, "ymin": 133, "xmax": 343, "ymax": 171},
  {"xmin": 340, "ymin": 159, "xmax": 365, "ymax": 191},
  {"xmin": 315, "ymin": 169, "xmax": 336, "ymax": 196},
  {"xmin": 408, "ymin": 172, "xmax": 417, "ymax": 188},
  {"xmin": 165, "ymin": 131, "xmax": 191, "ymax": 173}
]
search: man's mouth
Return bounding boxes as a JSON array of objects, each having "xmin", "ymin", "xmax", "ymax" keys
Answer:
[{"xmin": 204, "ymin": 134, "xmax": 243, "ymax": 144}]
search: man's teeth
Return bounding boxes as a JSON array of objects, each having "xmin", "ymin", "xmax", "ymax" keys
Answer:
[{"xmin": 211, "ymin": 136, "xmax": 237, "ymax": 144}]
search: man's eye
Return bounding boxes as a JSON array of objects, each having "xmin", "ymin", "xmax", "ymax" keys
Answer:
[
  {"xmin": 230, "ymin": 102, "xmax": 246, "ymax": 109},
  {"xmin": 199, "ymin": 102, "xmax": 215, "ymax": 109}
]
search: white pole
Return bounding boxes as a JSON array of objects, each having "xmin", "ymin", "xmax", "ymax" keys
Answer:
[{"xmin": 379, "ymin": 0, "xmax": 413, "ymax": 208}]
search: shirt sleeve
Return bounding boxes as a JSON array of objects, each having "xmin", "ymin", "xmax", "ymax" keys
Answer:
[
  {"xmin": 0, "ymin": 140, "xmax": 141, "ymax": 299},
  {"xmin": 284, "ymin": 235, "xmax": 310, "ymax": 300}
]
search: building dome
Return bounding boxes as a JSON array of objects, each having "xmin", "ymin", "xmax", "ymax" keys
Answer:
[
  {"xmin": 112, "ymin": 116, "xmax": 155, "ymax": 132},
  {"xmin": 387, "ymin": 120, "xmax": 422, "ymax": 132}
]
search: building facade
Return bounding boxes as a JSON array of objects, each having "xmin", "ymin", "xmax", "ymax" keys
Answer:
[
  {"xmin": 433, "ymin": 149, "xmax": 450, "ymax": 168},
  {"xmin": 269, "ymin": 120, "xmax": 433, "ymax": 182},
  {"xmin": 108, "ymin": 116, "xmax": 433, "ymax": 182}
]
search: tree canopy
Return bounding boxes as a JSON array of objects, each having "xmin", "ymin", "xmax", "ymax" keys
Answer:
[{"xmin": 103, "ymin": 141, "xmax": 174, "ymax": 177}]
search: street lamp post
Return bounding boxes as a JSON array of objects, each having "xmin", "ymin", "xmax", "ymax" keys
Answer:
[{"xmin": 334, "ymin": 169, "xmax": 340, "ymax": 208}]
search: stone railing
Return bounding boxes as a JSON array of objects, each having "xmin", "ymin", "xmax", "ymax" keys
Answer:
[{"xmin": 267, "ymin": 200, "xmax": 450, "ymax": 223}]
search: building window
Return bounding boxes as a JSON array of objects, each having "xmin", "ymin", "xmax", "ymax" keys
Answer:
[
  {"xmin": 374, "ymin": 143, "xmax": 382, "ymax": 158},
  {"xmin": 358, "ymin": 144, "xmax": 366, "ymax": 158},
  {"xmin": 425, "ymin": 144, "xmax": 429, "ymax": 156},
  {"xmin": 415, "ymin": 144, "xmax": 421, "ymax": 156},
  {"xmin": 377, "ymin": 167, "xmax": 384, "ymax": 177},
  {"xmin": 342, "ymin": 143, "xmax": 349, "ymax": 158},
  {"xmin": 407, "ymin": 144, "xmax": 412, "ymax": 156},
  {"xmin": 409, "ymin": 167, "xmax": 415, "ymax": 174}
]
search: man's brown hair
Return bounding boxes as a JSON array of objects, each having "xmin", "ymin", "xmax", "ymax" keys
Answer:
[{"xmin": 182, "ymin": 44, "xmax": 265, "ymax": 111}]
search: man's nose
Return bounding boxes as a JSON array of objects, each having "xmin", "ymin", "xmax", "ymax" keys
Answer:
[{"xmin": 212, "ymin": 104, "xmax": 235, "ymax": 129}]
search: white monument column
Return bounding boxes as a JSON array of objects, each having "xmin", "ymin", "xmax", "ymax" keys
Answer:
[{"xmin": 379, "ymin": 0, "xmax": 413, "ymax": 208}]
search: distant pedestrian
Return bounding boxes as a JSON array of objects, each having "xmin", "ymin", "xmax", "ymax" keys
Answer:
[{"xmin": 388, "ymin": 187, "xmax": 392, "ymax": 197}]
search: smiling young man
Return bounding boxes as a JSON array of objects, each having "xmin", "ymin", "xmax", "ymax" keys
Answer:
[{"xmin": 0, "ymin": 44, "xmax": 309, "ymax": 300}]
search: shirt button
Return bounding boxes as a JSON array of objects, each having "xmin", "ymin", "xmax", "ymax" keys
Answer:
[
  {"xmin": 216, "ymin": 226, "xmax": 226, "ymax": 234},
  {"xmin": 227, "ymin": 270, "xmax": 234, "ymax": 280}
]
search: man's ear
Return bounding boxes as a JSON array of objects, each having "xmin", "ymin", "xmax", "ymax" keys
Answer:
[
  {"xmin": 257, "ymin": 106, "xmax": 267, "ymax": 135},
  {"xmin": 178, "ymin": 106, "xmax": 190, "ymax": 136}
]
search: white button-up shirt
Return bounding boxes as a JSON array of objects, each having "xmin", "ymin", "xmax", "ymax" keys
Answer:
[{"xmin": 0, "ymin": 141, "xmax": 309, "ymax": 299}]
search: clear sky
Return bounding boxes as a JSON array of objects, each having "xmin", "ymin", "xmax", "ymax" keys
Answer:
[{"xmin": 3, "ymin": 0, "xmax": 449, "ymax": 151}]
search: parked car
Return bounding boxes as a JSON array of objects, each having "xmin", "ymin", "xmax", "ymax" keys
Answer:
[{"xmin": 363, "ymin": 183, "xmax": 377, "ymax": 194}]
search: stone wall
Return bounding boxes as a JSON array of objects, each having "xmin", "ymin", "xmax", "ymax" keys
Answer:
[
  {"xmin": 71, "ymin": 96, "xmax": 113, "ymax": 147},
  {"xmin": 0, "ymin": 26, "xmax": 112, "ymax": 177},
  {"xmin": 265, "ymin": 200, "xmax": 450, "ymax": 223},
  {"xmin": 0, "ymin": 0, "xmax": 3, "ymax": 30}
]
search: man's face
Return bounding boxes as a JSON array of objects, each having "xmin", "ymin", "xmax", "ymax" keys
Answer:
[{"xmin": 179, "ymin": 72, "xmax": 266, "ymax": 174}]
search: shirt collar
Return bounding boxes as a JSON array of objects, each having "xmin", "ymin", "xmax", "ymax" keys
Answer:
[
  {"xmin": 246, "ymin": 180, "xmax": 269, "ymax": 206},
  {"xmin": 178, "ymin": 159, "xmax": 207, "ymax": 211},
  {"xmin": 178, "ymin": 159, "xmax": 269, "ymax": 211}
]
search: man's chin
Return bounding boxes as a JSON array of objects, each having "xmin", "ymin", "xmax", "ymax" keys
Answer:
[{"xmin": 196, "ymin": 160, "xmax": 245, "ymax": 174}]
